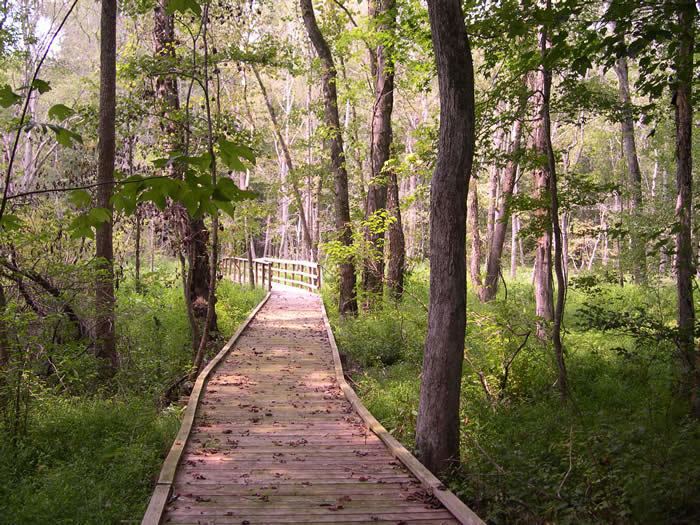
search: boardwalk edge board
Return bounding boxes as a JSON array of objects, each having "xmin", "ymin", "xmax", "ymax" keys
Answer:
[
  {"xmin": 319, "ymin": 299, "xmax": 485, "ymax": 525},
  {"xmin": 141, "ymin": 291, "xmax": 272, "ymax": 525}
]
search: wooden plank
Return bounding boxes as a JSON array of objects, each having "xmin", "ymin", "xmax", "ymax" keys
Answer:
[
  {"xmin": 141, "ymin": 292, "xmax": 272, "ymax": 525},
  {"xmin": 151, "ymin": 289, "xmax": 476, "ymax": 525}
]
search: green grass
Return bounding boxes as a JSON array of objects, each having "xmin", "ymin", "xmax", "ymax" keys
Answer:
[
  {"xmin": 325, "ymin": 266, "xmax": 700, "ymax": 524},
  {"xmin": 0, "ymin": 269, "xmax": 265, "ymax": 525}
]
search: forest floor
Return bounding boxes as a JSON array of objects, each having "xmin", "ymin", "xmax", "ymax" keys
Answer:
[
  {"xmin": 326, "ymin": 265, "xmax": 700, "ymax": 524},
  {"xmin": 0, "ymin": 267, "xmax": 265, "ymax": 524}
]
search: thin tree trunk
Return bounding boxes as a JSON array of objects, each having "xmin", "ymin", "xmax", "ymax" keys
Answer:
[
  {"xmin": 300, "ymin": 0, "xmax": 357, "ymax": 315},
  {"xmin": 95, "ymin": 0, "xmax": 118, "ymax": 378},
  {"xmin": 362, "ymin": 0, "xmax": 396, "ymax": 296},
  {"xmin": 510, "ymin": 210, "xmax": 518, "ymax": 279},
  {"xmin": 0, "ymin": 284, "xmax": 8, "ymax": 369},
  {"xmin": 481, "ymin": 114, "xmax": 524, "ymax": 301},
  {"xmin": 614, "ymin": 56, "xmax": 647, "ymax": 283},
  {"xmin": 415, "ymin": 0, "xmax": 475, "ymax": 475},
  {"xmin": 154, "ymin": 0, "xmax": 214, "ymax": 331},
  {"xmin": 252, "ymin": 66, "xmax": 315, "ymax": 259},
  {"xmin": 671, "ymin": 0, "xmax": 698, "ymax": 417},
  {"xmin": 540, "ymin": 3, "xmax": 568, "ymax": 399},
  {"xmin": 467, "ymin": 179, "xmax": 482, "ymax": 288},
  {"xmin": 135, "ymin": 208, "xmax": 141, "ymax": 291},
  {"xmin": 386, "ymin": 168, "xmax": 405, "ymax": 299}
]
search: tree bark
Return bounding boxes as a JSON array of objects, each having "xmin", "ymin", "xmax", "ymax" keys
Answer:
[
  {"xmin": 530, "ymin": 69, "xmax": 554, "ymax": 327},
  {"xmin": 154, "ymin": 0, "xmax": 214, "ymax": 330},
  {"xmin": 300, "ymin": 0, "xmax": 357, "ymax": 315},
  {"xmin": 386, "ymin": 168, "xmax": 405, "ymax": 299},
  {"xmin": 135, "ymin": 208, "xmax": 141, "ymax": 291},
  {"xmin": 671, "ymin": 0, "xmax": 698, "ymax": 417},
  {"xmin": 614, "ymin": 56, "xmax": 647, "ymax": 284},
  {"xmin": 0, "ymin": 283, "xmax": 8, "ymax": 369},
  {"xmin": 95, "ymin": 0, "xmax": 118, "ymax": 377},
  {"xmin": 540, "ymin": 7, "xmax": 569, "ymax": 399},
  {"xmin": 467, "ymin": 178, "xmax": 482, "ymax": 288},
  {"xmin": 481, "ymin": 115, "xmax": 524, "ymax": 301},
  {"xmin": 362, "ymin": 0, "xmax": 396, "ymax": 296},
  {"xmin": 415, "ymin": 0, "xmax": 475, "ymax": 475}
]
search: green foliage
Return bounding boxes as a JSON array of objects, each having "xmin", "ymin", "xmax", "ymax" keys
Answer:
[
  {"xmin": 328, "ymin": 267, "xmax": 700, "ymax": 523},
  {"xmin": 0, "ymin": 84, "xmax": 20, "ymax": 107},
  {"xmin": 0, "ymin": 267, "xmax": 265, "ymax": 524},
  {"xmin": 0, "ymin": 398, "xmax": 180, "ymax": 525}
]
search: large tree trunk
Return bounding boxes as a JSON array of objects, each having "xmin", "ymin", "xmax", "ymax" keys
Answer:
[
  {"xmin": 300, "ymin": 0, "xmax": 357, "ymax": 315},
  {"xmin": 614, "ymin": 56, "xmax": 647, "ymax": 284},
  {"xmin": 481, "ymin": 115, "xmax": 524, "ymax": 301},
  {"xmin": 671, "ymin": 0, "xmax": 698, "ymax": 417},
  {"xmin": 362, "ymin": 0, "xmax": 396, "ymax": 296},
  {"xmin": 467, "ymin": 178, "xmax": 482, "ymax": 288},
  {"xmin": 95, "ymin": 0, "xmax": 118, "ymax": 378},
  {"xmin": 530, "ymin": 70, "xmax": 554, "ymax": 327},
  {"xmin": 415, "ymin": 0, "xmax": 475, "ymax": 475},
  {"xmin": 153, "ymin": 0, "xmax": 215, "ymax": 330}
]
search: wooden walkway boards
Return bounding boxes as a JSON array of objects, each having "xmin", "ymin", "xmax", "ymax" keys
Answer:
[{"xmin": 145, "ymin": 288, "xmax": 481, "ymax": 525}]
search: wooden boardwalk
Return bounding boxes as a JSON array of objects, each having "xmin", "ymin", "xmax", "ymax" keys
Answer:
[{"xmin": 144, "ymin": 288, "xmax": 481, "ymax": 525}]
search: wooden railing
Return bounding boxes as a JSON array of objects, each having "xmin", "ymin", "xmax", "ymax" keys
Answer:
[{"xmin": 220, "ymin": 257, "xmax": 321, "ymax": 292}]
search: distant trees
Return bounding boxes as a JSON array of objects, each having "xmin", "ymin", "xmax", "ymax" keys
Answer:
[
  {"xmin": 415, "ymin": 0, "xmax": 475, "ymax": 474},
  {"xmin": 300, "ymin": 0, "xmax": 358, "ymax": 316}
]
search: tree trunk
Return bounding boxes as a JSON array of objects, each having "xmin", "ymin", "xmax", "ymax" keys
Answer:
[
  {"xmin": 95, "ymin": 0, "xmax": 118, "ymax": 378},
  {"xmin": 530, "ymin": 69, "xmax": 554, "ymax": 327},
  {"xmin": 300, "ymin": 0, "xmax": 357, "ymax": 315},
  {"xmin": 135, "ymin": 207, "xmax": 141, "ymax": 291},
  {"xmin": 481, "ymin": 115, "xmax": 524, "ymax": 301},
  {"xmin": 415, "ymin": 0, "xmax": 475, "ymax": 475},
  {"xmin": 0, "ymin": 283, "xmax": 8, "ymax": 369},
  {"xmin": 153, "ymin": 0, "xmax": 214, "ymax": 331},
  {"xmin": 671, "ymin": 0, "xmax": 698, "ymax": 417},
  {"xmin": 540, "ymin": 5, "xmax": 568, "ymax": 399},
  {"xmin": 362, "ymin": 0, "xmax": 396, "ymax": 297},
  {"xmin": 614, "ymin": 56, "xmax": 647, "ymax": 284},
  {"xmin": 467, "ymin": 178, "xmax": 482, "ymax": 288},
  {"xmin": 386, "ymin": 168, "xmax": 405, "ymax": 299}
]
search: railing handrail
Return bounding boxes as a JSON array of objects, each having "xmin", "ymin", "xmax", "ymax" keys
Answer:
[{"xmin": 219, "ymin": 256, "xmax": 321, "ymax": 292}]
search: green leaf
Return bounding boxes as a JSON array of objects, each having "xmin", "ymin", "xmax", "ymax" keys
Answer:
[
  {"xmin": 183, "ymin": 152, "xmax": 212, "ymax": 172},
  {"xmin": 166, "ymin": 0, "xmax": 201, "ymax": 16},
  {"xmin": 0, "ymin": 213, "xmax": 22, "ymax": 231},
  {"xmin": 47, "ymin": 124, "xmax": 83, "ymax": 147},
  {"xmin": 0, "ymin": 85, "xmax": 21, "ymax": 108},
  {"xmin": 217, "ymin": 138, "xmax": 256, "ymax": 172},
  {"xmin": 214, "ymin": 199, "xmax": 236, "ymax": 218},
  {"xmin": 48, "ymin": 103, "xmax": 75, "ymax": 121},
  {"xmin": 68, "ymin": 189, "xmax": 92, "ymax": 208},
  {"xmin": 88, "ymin": 207, "xmax": 112, "ymax": 224},
  {"xmin": 31, "ymin": 79, "xmax": 51, "ymax": 94}
]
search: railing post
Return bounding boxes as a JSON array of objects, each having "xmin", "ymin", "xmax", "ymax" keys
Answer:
[{"xmin": 268, "ymin": 263, "xmax": 273, "ymax": 290}]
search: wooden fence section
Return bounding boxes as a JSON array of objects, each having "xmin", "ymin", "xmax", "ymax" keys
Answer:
[{"xmin": 220, "ymin": 257, "xmax": 321, "ymax": 292}]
